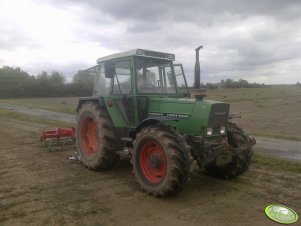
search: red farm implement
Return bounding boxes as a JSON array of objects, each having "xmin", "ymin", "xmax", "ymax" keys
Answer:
[{"xmin": 40, "ymin": 127, "xmax": 76, "ymax": 150}]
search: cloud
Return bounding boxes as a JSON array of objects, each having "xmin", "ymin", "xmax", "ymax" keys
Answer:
[{"xmin": 0, "ymin": 0, "xmax": 300, "ymax": 84}]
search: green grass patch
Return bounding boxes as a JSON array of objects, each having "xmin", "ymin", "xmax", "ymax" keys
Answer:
[
  {"xmin": 252, "ymin": 153, "xmax": 301, "ymax": 174},
  {"xmin": 0, "ymin": 109, "xmax": 74, "ymax": 128}
]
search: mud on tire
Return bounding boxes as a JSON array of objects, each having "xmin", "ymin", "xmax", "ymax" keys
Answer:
[
  {"xmin": 76, "ymin": 102, "xmax": 119, "ymax": 170},
  {"xmin": 131, "ymin": 125, "xmax": 193, "ymax": 196},
  {"xmin": 204, "ymin": 122, "xmax": 254, "ymax": 179}
]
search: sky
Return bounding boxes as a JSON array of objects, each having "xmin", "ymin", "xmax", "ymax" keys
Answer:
[{"xmin": 0, "ymin": 0, "xmax": 301, "ymax": 84}]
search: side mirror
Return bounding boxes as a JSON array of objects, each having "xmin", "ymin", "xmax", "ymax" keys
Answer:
[{"xmin": 104, "ymin": 61, "xmax": 115, "ymax": 78}]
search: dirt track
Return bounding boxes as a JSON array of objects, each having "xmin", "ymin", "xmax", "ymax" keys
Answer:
[
  {"xmin": 0, "ymin": 103, "xmax": 75, "ymax": 123},
  {"xmin": 0, "ymin": 117, "xmax": 300, "ymax": 226},
  {"xmin": 254, "ymin": 137, "xmax": 301, "ymax": 161}
]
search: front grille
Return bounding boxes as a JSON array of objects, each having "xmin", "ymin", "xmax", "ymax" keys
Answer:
[
  {"xmin": 212, "ymin": 126, "xmax": 221, "ymax": 135},
  {"xmin": 208, "ymin": 103, "xmax": 230, "ymax": 135}
]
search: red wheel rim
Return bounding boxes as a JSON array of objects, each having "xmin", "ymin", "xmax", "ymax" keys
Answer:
[
  {"xmin": 140, "ymin": 140, "xmax": 167, "ymax": 183},
  {"xmin": 81, "ymin": 117, "xmax": 98, "ymax": 155}
]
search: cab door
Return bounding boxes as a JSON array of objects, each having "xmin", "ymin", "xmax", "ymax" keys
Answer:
[{"xmin": 109, "ymin": 59, "xmax": 136, "ymax": 125}]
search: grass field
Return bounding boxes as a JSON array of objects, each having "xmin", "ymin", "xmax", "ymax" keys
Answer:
[
  {"xmin": 206, "ymin": 84, "xmax": 301, "ymax": 102},
  {"xmin": 1, "ymin": 85, "xmax": 301, "ymax": 141},
  {"xmin": 207, "ymin": 85, "xmax": 301, "ymax": 140}
]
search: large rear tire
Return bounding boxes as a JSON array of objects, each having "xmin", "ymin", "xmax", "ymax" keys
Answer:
[
  {"xmin": 204, "ymin": 122, "xmax": 254, "ymax": 179},
  {"xmin": 76, "ymin": 102, "xmax": 119, "ymax": 170},
  {"xmin": 131, "ymin": 125, "xmax": 193, "ymax": 196}
]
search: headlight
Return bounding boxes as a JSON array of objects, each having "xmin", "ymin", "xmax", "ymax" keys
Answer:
[
  {"xmin": 220, "ymin": 126, "xmax": 225, "ymax": 134},
  {"xmin": 207, "ymin": 127, "xmax": 213, "ymax": 136}
]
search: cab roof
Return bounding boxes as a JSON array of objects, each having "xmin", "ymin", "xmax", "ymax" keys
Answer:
[{"xmin": 96, "ymin": 49, "xmax": 175, "ymax": 64}]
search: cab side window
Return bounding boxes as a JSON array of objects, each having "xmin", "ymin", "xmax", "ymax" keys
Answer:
[{"xmin": 112, "ymin": 60, "xmax": 132, "ymax": 95}]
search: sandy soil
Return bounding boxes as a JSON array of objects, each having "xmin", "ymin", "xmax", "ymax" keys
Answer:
[{"xmin": 0, "ymin": 117, "xmax": 300, "ymax": 226}]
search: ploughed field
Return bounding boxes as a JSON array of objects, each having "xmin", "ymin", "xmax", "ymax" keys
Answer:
[{"xmin": 0, "ymin": 118, "xmax": 300, "ymax": 225}]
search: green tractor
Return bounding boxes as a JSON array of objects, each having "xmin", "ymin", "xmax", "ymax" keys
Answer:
[{"xmin": 76, "ymin": 48, "xmax": 256, "ymax": 196}]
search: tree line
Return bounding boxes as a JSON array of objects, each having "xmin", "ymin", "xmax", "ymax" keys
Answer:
[
  {"xmin": 0, "ymin": 66, "xmax": 272, "ymax": 98},
  {"xmin": 0, "ymin": 66, "xmax": 94, "ymax": 98},
  {"xmin": 201, "ymin": 79, "xmax": 268, "ymax": 90}
]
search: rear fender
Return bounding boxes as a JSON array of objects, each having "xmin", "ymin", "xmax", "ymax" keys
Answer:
[{"xmin": 76, "ymin": 96, "xmax": 106, "ymax": 112}]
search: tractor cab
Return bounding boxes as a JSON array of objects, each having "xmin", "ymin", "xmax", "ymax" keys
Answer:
[
  {"xmin": 79, "ymin": 49, "xmax": 229, "ymax": 136},
  {"xmin": 88, "ymin": 49, "xmax": 189, "ymax": 98},
  {"xmin": 83, "ymin": 49, "xmax": 190, "ymax": 127}
]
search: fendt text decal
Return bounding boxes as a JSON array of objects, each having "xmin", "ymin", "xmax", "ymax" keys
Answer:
[{"xmin": 149, "ymin": 112, "xmax": 190, "ymax": 118}]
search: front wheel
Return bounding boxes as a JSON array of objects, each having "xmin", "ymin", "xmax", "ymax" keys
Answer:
[
  {"xmin": 131, "ymin": 125, "xmax": 193, "ymax": 196},
  {"xmin": 203, "ymin": 122, "xmax": 254, "ymax": 179}
]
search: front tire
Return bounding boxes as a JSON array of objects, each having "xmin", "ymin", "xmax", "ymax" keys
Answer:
[
  {"xmin": 76, "ymin": 102, "xmax": 119, "ymax": 170},
  {"xmin": 131, "ymin": 125, "xmax": 193, "ymax": 196},
  {"xmin": 204, "ymin": 122, "xmax": 254, "ymax": 179}
]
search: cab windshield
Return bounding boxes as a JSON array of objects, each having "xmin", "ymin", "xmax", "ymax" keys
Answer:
[{"xmin": 135, "ymin": 57, "xmax": 177, "ymax": 94}]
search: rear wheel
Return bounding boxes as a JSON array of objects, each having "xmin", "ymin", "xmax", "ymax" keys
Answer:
[
  {"xmin": 76, "ymin": 102, "xmax": 119, "ymax": 170},
  {"xmin": 203, "ymin": 122, "xmax": 254, "ymax": 179},
  {"xmin": 131, "ymin": 125, "xmax": 193, "ymax": 196}
]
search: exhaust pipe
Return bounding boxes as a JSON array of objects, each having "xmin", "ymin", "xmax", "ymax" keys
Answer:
[
  {"xmin": 194, "ymin": 45, "xmax": 203, "ymax": 89},
  {"xmin": 193, "ymin": 45, "xmax": 207, "ymax": 100}
]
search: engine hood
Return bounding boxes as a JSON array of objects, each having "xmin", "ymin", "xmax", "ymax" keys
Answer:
[{"xmin": 147, "ymin": 97, "xmax": 230, "ymax": 136}]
